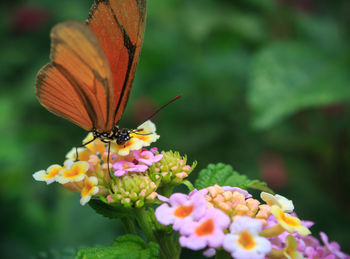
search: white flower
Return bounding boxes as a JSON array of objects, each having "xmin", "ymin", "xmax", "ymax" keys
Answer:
[
  {"xmin": 223, "ymin": 217, "xmax": 271, "ymax": 259},
  {"xmin": 261, "ymin": 192, "xmax": 294, "ymax": 212},
  {"xmin": 32, "ymin": 164, "xmax": 63, "ymax": 184}
]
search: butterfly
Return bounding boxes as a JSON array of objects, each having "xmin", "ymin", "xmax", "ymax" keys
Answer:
[{"xmin": 35, "ymin": 0, "xmax": 148, "ymax": 148}]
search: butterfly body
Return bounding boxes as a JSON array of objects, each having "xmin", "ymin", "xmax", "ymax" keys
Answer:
[{"xmin": 92, "ymin": 126, "xmax": 131, "ymax": 145}]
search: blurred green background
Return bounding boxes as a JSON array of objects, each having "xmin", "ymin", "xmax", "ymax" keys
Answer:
[{"xmin": 1, "ymin": 0, "xmax": 350, "ymax": 258}]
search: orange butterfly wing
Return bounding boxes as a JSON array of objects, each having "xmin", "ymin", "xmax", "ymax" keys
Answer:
[
  {"xmin": 35, "ymin": 21, "xmax": 115, "ymax": 131},
  {"xmin": 86, "ymin": 0, "xmax": 147, "ymax": 125}
]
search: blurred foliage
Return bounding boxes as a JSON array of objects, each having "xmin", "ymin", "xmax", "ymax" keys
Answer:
[
  {"xmin": 76, "ymin": 235, "xmax": 159, "ymax": 259},
  {"xmin": 1, "ymin": 0, "xmax": 350, "ymax": 258}
]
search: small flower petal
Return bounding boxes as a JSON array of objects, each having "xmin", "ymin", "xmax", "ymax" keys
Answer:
[
  {"xmin": 133, "ymin": 150, "xmax": 163, "ymax": 166},
  {"xmin": 80, "ymin": 176, "xmax": 99, "ymax": 205},
  {"xmin": 261, "ymin": 192, "xmax": 294, "ymax": 213},
  {"xmin": 112, "ymin": 161, "xmax": 148, "ymax": 177},
  {"xmin": 271, "ymin": 205, "xmax": 311, "ymax": 236},
  {"xmin": 33, "ymin": 164, "xmax": 63, "ymax": 184},
  {"xmin": 132, "ymin": 120, "xmax": 160, "ymax": 145}
]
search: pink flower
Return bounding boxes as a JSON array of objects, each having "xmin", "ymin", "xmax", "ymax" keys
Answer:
[
  {"xmin": 150, "ymin": 147, "xmax": 158, "ymax": 155},
  {"xmin": 320, "ymin": 232, "xmax": 350, "ymax": 259},
  {"xmin": 179, "ymin": 208, "xmax": 230, "ymax": 250},
  {"xmin": 155, "ymin": 191, "xmax": 207, "ymax": 231},
  {"xmin": 133, "ymin": 150, "xmax": 163, "ymax": 166},
  {"xmin": 112, "ymin": 161, "xmax": 148, "ymax": 177}
]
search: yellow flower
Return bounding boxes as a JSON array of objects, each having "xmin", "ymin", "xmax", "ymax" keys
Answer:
[
  {"xmin": 80, "ymin": 176, "xmax": 99, "ymax": 205},
  {"xmin": 283, "ymin": 235, "xmax": 304, "ymax": 259},
  {"xmin": 271, "ymin": 205, "xmax": 311, "ymax": 236},
  {"xmin": 33, "ymin": 164, "xmax": 63, "ymax": 184},
  {"xmin": 55, "ymin": 160, "xmax": 89, "ymax": 184},
  {"xmin": 132, "ymin": 120, "xmax": 160, "ymax": 145},
  {"xmin": 111, "ymin": 137, "xmax": 144, "ymax": 156},
  {"xmin": 83, "ymin": 133, "xmax": 106, "ymax": 154}
]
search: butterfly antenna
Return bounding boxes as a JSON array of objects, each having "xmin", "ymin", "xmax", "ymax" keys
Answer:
[{"xmin": 142, "ymin": 94, "xmax": 182, "ymax": 123}]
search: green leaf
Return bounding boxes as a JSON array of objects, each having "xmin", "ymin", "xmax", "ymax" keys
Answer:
[
  {"xmin": 181, "ymin": 180, "xmax": 195, "ymax": 192},
  {"xmin": 195, "ymin": 163, "xmax": 273, "ymax": 193},
  {"xmin": 247, "ymin": 180, "xmax": 274, "ymax": 193},
  {"xmin": 88, "ymin": 199, "xmax": 134, "ymax": 219},
  {"xmin": 76, "ymin": 234, "xmax": 159, "ymax": 259},
  {"xmin": 248, "ymin": 42, "xmax": 350, "ymax": 129}
]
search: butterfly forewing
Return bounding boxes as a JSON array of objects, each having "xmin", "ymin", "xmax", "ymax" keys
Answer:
[
  {"xmin": 35, "ymin": 21, "xmax": 115, "ymax": 132},
  {"xmin": 86, "ymin": 0, "xmax": 147, "ymax": 125}
]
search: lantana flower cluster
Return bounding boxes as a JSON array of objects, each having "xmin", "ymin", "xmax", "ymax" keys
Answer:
[
  {"xmin": 33, "ymin": 120, "xmax": 196, "ymax": 206},
  {"xmin": 155, "ymin": 185, "xmax": 349, "ymax": 259}
]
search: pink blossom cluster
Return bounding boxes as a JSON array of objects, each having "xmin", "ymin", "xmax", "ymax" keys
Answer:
[
  {"xmin": 112, "ymin": 148, "xmax": 163, "ymax": 177},
  {"xmin": 155, "ymin": 187, "xmax": 349, "ymax": 259},
  {"xmin": 155, "ymin": 188, "xmax": 271, "ymax": 258},
  {"xmin": 155, "ymin": 189, "xmax": 231, "ymax": 253}
]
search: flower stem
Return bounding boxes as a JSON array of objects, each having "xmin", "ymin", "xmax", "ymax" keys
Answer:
[
  {"xmin": 155, "ymin": 231, "xmax": 181, "ymax": 259},
  {"xmin": 134, "ymin": 207, "xmax": 180, "ymax": 259},
  {"xmin": 121, "ymin": 216, "xmax": 137, "ymax": 235},
  {"xmin": 135, "ymin": 207, "xmax": 157, "ymax": 242}
]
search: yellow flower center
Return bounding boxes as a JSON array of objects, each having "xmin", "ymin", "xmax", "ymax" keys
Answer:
[
  {"xmin": 137, "ymin": 135, "xmax": 147, "ymax": 141},
  {"xmin": 47, "ymin": 167, "xmax": 61, "ymax": 178},
  {"xmin": 174, "ymin": 205, "xmax": 194, "ymax": 218},
  {"xmin": 65, "ymin": 165, "xmax": 82, "ymax": 178},
  {"xmin": 238, "ymin": 231, "xmax": 256, "ymax": 250},
  {"xmin": 82, "ymin": 181, "xmax": 94, "ymax": 197},
  {"xmin": 280, "ymin": 211, "xmax": 298, "ymax": 227},
  {"xmin": 195, "ymin": 219, "xmax": 214, "ymax": 236}
]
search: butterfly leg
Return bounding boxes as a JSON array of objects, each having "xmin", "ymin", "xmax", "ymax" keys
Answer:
[
  {"xmin": 99, "ymin": 139, "xmax": 113, "ymax": 178},
  {"xmin": 75, "ymin": 137, "xmax": 97, "ymax": 161},
  {"xmin": 107, "ymin": 141, "xmax": 112, "ymax": 178}
]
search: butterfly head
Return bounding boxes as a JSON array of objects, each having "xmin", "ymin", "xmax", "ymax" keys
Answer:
[{"xmin": 115, "ymin": 128, "xmax": 131, "ymax": 145}]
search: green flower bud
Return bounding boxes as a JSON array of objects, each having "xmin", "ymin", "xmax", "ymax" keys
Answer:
[
  {"xmin": 148, "ymin": 150, "xmax": 196, "ymax": 186},
  {"xmin": 108, "ymin": 174, "xmax": 158, "ymax": 208}
]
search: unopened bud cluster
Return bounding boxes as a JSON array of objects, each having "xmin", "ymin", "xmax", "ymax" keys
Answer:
[
  {"xmin": 149, "ymin": 150, "xmax": 196, "ymax": 185},
  {"xmin": 107, "ymin": 174, "xmax": 158, "ymax": 208},
  {"xmin": 206, "ymin": 185, "xmax": 271, "ymax": 225}
]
